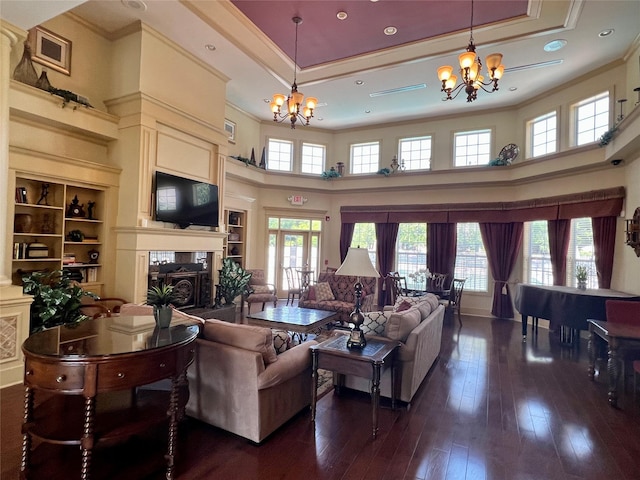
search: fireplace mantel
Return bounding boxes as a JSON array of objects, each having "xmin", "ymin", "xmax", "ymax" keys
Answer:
[{"xmin": 114, "ymin": 227, "xmax": 226, "ymax": 303}]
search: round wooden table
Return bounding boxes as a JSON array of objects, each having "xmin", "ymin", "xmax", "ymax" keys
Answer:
[{"xmin": 21, "ymin": 316, "xmax": 198, "ymax": 480}]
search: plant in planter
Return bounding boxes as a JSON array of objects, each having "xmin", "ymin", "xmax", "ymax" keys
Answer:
[
  {"xmin": 146, "ymin": 284, "xmax": 178, "ymax": 328},
  {"xmin": 22, "ymin": 269, "xmax": 97, "ymax": 333},
  {"xmin": 218, "ymin": 258, "xmax": 252, "ymax": 305},
  {"xmin": 576, "ymin": 265, "xmax": 588, "ymax": 290}
]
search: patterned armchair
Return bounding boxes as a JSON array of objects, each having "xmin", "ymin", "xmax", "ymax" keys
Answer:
[{"xmin": 243, "ymin": 269, "xmax": 277, "ymax": 314}]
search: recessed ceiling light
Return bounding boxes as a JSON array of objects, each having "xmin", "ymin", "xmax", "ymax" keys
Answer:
[
  {"xmin": 337, "ymin": 11, "xmax": 348, "ymax": 20},
  {"xmin": 598, "ymin": 29, "xmax": 614, "ymax": 38},
  {"xmin": 543, "ymin": 39, "xmax": 567, "ymax": 52},
  {"xmin": 509, "ymin": 87, "xmax": 518, "ymax": 92},
  {"xmin": 263, "ymin": 98, "xmax": 271, "ymax": 103},
  {"xmin": 365, "ymin": 110, "xmax": 371, "ymax": 114},
  {"xmin": 205, "ymin": 44, "xmax": 216, "ymax": 51},
  {"xmin": 317, "ymin": 117, "xmax": 324, "ymax": 121},
  {"xmin": 121, "ymin": 0, "xmax": 147, "ymax": 11},
  {"xmin": 355, "ymin": 80, "xmax": 364, "ymax": 85},
  {"xmin": 384, "ymin": 26, "xmax": 397, "ymax": 36}
]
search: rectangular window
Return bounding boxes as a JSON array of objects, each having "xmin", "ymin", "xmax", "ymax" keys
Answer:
[
  {"xmin": 350, "ymin": 142, "xmax": 380, "ymax": 174},
  {"xmin": 566, "ymin": 217, "xmax": 597, "ymax": 288},
  {"xmin": 267, "ymin": 138, "xmax": 293, "ymax": 171},
  {"xmin": 529, "ymin": 111, "xmax": 557, "ymax": 158},
  {"xmin": 399, "ymin": 136, "xmax": 432, "ymax": 171},
  {"xmin": 350, "ymin": 223, "xmax": 377, "ymax": 268},
  {"xmin": 523, "ymin": 219, "xmax": 597, "ymax": 288},
  {"xmin": 574, "ymin": 92, "xmax": 609, "ymax": 146},
  {"xmin": 455, "ymin": 223, "xmax": 488, "ymax": 291},
  {"xmin": 395, "ymin": 223, "xmax": 427, "ymax": 290},
  {"xmin": 454, "ymin": 129, "xmax": 491, "ymax": 167},
  {"xmin": 523, "ymin": 221, "xmax": 553, "ymax": 285},
  {"xmin": 301, "ymin": 142, "xmax": 325, "ymax": 174}
]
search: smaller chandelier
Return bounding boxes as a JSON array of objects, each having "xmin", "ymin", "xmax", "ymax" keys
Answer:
[
  {"xmin": 437, "ymin": 0, "xmax": 505, "ymax": 103},
  {"xmin": 270, "ymin": 17, "xmax": 318, "ymax": 129}
]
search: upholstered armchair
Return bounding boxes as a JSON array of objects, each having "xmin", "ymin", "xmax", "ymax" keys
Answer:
[{"xmin": 243, "ymin": 269, "xmax": 277, "ymax": 314}]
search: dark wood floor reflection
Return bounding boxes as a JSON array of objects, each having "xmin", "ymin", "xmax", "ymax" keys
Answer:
[{"xmin": 3, "ymin": 313, "xmax": 640, "ymax": 480}]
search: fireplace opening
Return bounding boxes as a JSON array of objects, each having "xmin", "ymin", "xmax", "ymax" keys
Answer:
[{"xmin": 148, "ymin": 252, "xmax": 213, "ymax": 310}]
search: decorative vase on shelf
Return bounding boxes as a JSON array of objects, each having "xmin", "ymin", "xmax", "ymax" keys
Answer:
[
  {"xmin": 153, "ymin": 305, "xmax": 173, "ymax": 329},
  {"xmin": 13, "ymin": 42, "xmax": 38, "ymax": 87},
  {"xmin": 14, "ymin": 213, "xmax": 33, "ymax": 233},
  {"xmin": 578, "ymin": 280, "xmax": 587, "ymax": 290},
  {"xmin": 35, "ymin": 70, "xmax": 52, "ymax": 91}
]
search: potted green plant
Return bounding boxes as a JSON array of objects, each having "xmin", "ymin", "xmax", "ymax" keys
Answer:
[
  {"xmin": 218, "ymin": 258, "xmax": 252, "ymax": 305},
  {"xmin": 22, "ymin": 269, "xmax": 97, "ymax": 333},
  {"xmin": 146, "ymin": 284, "xmax": 177, "ymax": 328},
  {"xmin": 576, "ymin": 265, "xmax": 588, "ymax": 290}
]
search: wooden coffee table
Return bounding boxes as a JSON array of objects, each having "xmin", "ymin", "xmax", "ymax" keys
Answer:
[
  {"xmin": 310, "ymin": 333, "xmax": 400, "ymax": 439},
  {"xmin": 246, "ymin": 306, "xmax": 336, "ymax": 337}
]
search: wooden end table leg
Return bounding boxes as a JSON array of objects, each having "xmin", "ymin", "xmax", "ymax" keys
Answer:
[
  {"xmin": 371, "ymin": 363, "xmax": 381, "ymax": 439},
  {"xmin": 521, "ymin": 314, "xmax": 527, "ymax": 338},
  {"xmin": 311, "ymin": 350, "xmax": 318, "ymax": 423},
  {"xmin": 607, "ymin": 339, "xmax": 621, "ymax": 407},
  {"xmin": 587, "ymin": 329, "xmax": 597, "ymax": 380},
  {"xmin": 80, "ymin": 395, "xmax": 95, "ymax": 480},
  {"xmin": 20, "ymin": 386, "xmax": 33, "ymax": 476},
  {"xmin": 165, "ymin": 376, "xmax": 180, "ymax": 480}
]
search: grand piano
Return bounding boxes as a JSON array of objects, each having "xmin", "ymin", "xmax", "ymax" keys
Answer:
[{"xmin": 514, "ymin": 284, "xmax": 640, "ymax": 339}]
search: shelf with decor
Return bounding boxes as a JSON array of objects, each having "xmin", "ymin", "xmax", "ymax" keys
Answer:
[
  {"xmin": 223, "ymin": 209, "xmax": 246, "ymax": 267},
  {"xmin": 12, "ymin": 176, "xmax": 106, "ymax": 293}
]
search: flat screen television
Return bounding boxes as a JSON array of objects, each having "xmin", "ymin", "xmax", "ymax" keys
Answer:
[{"xmin": 154, "ymin": 171, "xmax": 219, "ymax": 229}]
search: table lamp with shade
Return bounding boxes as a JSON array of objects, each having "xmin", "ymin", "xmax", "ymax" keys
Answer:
[{"xmin": 335, "ymin": 247, "xmax": 379, "ymax": 348}]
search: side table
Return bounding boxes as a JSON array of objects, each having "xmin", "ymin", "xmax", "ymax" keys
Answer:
[{"xmin": 310, "ymin": 333, "xmax": 399, "ymax": 439}]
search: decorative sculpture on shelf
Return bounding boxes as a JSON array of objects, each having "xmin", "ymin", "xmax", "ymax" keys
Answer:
[{"xmin": 36, "ymin": 183, "xmax": 50, "ymax": 206}]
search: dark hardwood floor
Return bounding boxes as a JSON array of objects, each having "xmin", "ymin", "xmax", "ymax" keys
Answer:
[{"xmin": 3, "ymin": 311, "xmax": 640, "ymax": 480}]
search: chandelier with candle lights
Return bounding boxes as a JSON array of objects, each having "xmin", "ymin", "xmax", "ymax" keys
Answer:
[{"xmin": 436, "ymin": 0, "xmax": 505, "ymax": 103}]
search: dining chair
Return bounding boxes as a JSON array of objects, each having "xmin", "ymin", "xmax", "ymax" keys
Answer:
[
  {"xmin": 243, "ymin": 269, "xmax": 278, "ymax": 314},
  {"xmin": 385, "ymin": 274, "xmax": 407, "ymax": 305},
  {"xmin": 283, "ymin": 266, "xmax": 302, "ymax": 305},
  {"xmin": 429, "ymin": 272, "xmax": 449, "ymax": 292},
  {"xmin": 440, "ymin": 278, "xmax": 465, "ymax": 326}
]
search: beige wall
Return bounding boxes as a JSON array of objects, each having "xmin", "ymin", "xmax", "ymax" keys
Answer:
[{"xmin": 5, "ymin": 13, "xmax": 640, "ymax": 318}]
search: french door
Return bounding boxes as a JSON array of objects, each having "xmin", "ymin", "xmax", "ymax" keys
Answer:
[{"xmin": 267, "ymin": 230, "xmax": 320, "ymax": 294}]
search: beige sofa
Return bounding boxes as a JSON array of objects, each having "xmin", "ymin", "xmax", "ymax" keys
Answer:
[
  {"xmin": 338, "ymin": 294, "xmax": 445, "ymax": 406},
  {"xmin": 186, "ymin": 319, "xmax": 317, "ymax": 443}
]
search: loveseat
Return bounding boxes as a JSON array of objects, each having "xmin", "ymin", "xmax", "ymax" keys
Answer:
[
  {"xmin": 298, "ymin": 271, "xmax": 377, "ymax": 324},
  {"xmin": 186, "ymin": 319, "xmax": 317, "ymax": 443},
  {"xmin": 338, "ymin": 294, "xmax": 445, "ymax": 406}
]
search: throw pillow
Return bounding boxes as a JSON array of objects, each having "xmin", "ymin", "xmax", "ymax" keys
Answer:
[
  {"xmin": 272, "ymin": 329, "xmax": 291, "ymax": 354},
  {"xmin": 416, "ymin": 300, "xmax": 433, "ymax": 320},
  {"xmin": 395, "ymin": 300, "xmax": 412, "ymax": 312},
  {"xmin": 423, "ymin": 293, "xmax": 440, "ymax": 311},
  {"xmin": 307, "ymin": 285, "xmax": 316, "ymax": 301},
  {"xmin": 361, "ymin": 311, "xmax": 388, "ymax": 335},
  {"xmin": 384, "ymin": 307, "xmax": 421, "ymax": 343},
  {"xmin": 315, "ymin": 282, "xmax": 335, "ymax": 302},
  {"xmin": 393, "ymin": 295, "xmax": 423, "ymax": 310}
]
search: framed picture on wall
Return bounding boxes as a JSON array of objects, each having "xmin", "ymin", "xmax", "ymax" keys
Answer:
[
  {"xmin": 28, "ymin": 26, "xmax": 72, "ymax": 75},
  {"xmin": 224, "ymin": 119, "xmax": 236, "ymax": 144}
]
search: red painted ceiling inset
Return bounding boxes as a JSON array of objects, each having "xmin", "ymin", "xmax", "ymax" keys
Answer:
[{"xmin": 231, "ymin": 0, "xmax": 529, "ymax": 68}]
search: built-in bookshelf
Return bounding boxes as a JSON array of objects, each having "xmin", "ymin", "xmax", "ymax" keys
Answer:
[
  {"xmin": 12, "ymin": 177, "xmax": 105, "ymax": 294},
  {"xmin": 223, "ymin": 209, "xmax": 245, "ymax": 267}
]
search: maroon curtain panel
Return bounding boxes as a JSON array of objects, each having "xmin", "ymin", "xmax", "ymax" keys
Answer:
[
  {"xmin": 479, "ymin": 222, "xmax": 523, "ymax": 319},
  {"xmin": 547, "ymin": 219, "xmax": 571, "ymax": 286},
  {"xmin": 339, "ymin": 223, "xmax": 355, "ymax": 263},
  {"xmin": 376, "ymin": 222, "xmax": 399, "ymax": 306},
  {"xmin": 427, "ymin": 223, "xmax": 457, "ymax": 290},
  {"xmin": 591, "ymin": 216, "xmax": 616, "ymax": 289}
]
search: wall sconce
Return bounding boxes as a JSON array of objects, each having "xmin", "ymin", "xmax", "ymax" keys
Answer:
[{"xmin": 626, "ymin": 207, "xmax": 640, "ymax": 257}]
